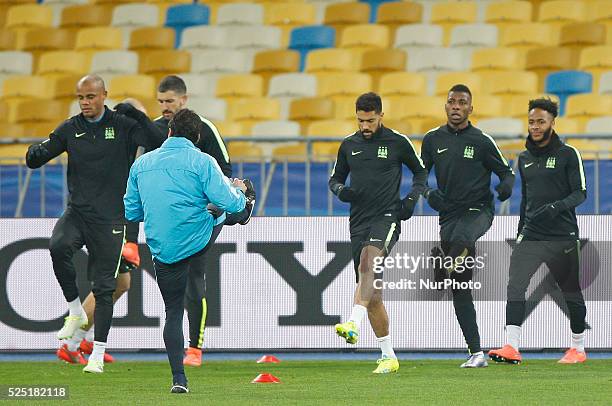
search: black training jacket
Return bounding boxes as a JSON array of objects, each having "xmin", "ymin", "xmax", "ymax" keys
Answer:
[
  {"xmin": 25, "ymin": 107, "xmax": 163, "ymax": 224},
  {"xmin": 421, "ymin": 122, "xmax": 515, "ymax": 216},
  {"xmin": 518, "ymin": 132, "xmax": 586, "ymax": 240},
  {"xmin": 329, "ymin": 125, "xmax": 427, "ymax": 234}
]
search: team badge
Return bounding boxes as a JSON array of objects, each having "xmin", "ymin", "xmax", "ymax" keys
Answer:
[
  {"xmin": 105, "ymin": 127, "xmax": 115, "ymax": 140},
  {"xmin": 546, "ymin": 157, "xmax": 556, "ymax": 169},
  {"xmin": 377, "ymin": 146, "xmax": 388, "ymax": 159},
  {"xmin": 463, "ymin": 145, "xmax": 474, "ymax": 159}
]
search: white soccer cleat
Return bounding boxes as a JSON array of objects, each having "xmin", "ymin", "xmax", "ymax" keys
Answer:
[
  {"xmin": 57, "ymin": 314, "xmax": 88, "ymax": 340},
  {"xmin": 83, "ymin": 360, "xmax": 104, "ymax": 374}
]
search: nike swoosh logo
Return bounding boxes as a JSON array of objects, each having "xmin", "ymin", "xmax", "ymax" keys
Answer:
[
  {"xmin": 437, "ymin": 148, "xmax": 448, "ymax": 154},
  {"xmin": 384, "ymin": 213, "xmax": 392, "ymax": 216},
  {"xmin": 469, "ymin": 208, "xmax": 480, "ymax": 211},
  {"xmin": 75, "ymin": 132, "xmax": 86, "ymax": 138},
  {"xmin": 370, "ymin": 238, "xmax": 382, "ymax": 242},
  {"xmin": 352, "ymin": 151, "xmax": 362, "ymax": 156},
  {"xmin": 564, "ymin": 247, "xmax": 575, "ymax": 254},
  {"xmin": 524, "ymin": 162, "xmax": 534, "ymax": 168},
  {"xmin": 112, "ymin": 229, "xmax": 123, "ymax": 234}
]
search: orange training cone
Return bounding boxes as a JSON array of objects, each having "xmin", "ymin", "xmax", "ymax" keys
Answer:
[
  {"xmin": 256, "ymin": 355, "xmax": 280, "ymax": 364},
  {"xmin": 251, "ymin": 373, "xmax": 281, "ymax": 384}
]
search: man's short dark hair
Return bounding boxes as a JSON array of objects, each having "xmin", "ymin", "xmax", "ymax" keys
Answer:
[
  {"xmin": 449, "ymin": 84, "xmax": 472, "ymax": 98},
  {"xmin": 356, "ymin": 92, "xmax": 382, "ymax": 114},
  {"xmin": 169, "ymin": 108, "xmax": 200, "ymax": 144},
  {"xmin": 528, "ymin": 97, "xmax": 558, "ymax": 118},
  {"xmin": 158, "ymin": 75, "xmax": 187, "ymax": 95}
]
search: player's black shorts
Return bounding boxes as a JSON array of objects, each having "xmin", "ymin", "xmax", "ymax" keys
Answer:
[{"xmin": 350, "ymin": 216, "xmax": 401, "ymax": 282}]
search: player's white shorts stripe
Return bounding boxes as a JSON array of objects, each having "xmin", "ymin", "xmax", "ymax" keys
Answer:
[
  {"xmin": 384, "ymin": 222, "xmax": 397, "ymax": 253},
  {"xmin": 114, "ymin": 225, "xmax": 126, "ymax": 278}
]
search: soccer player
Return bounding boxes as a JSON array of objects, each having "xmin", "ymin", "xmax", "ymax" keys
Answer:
[
  {"xmin": 25, "ymin": 75, "xmax": 163, "ymax": 373},
  {"xmin": 330, "ymin": 92, "xmax": 427, "ymax": 374},
  {"xmin": 124, "ymin": 108, "xmax": 247, "ymax": 393},
  {"xmin": 489, "ymin": 98, "xmax": 587, "ymax": 364},
  {"xmin": 114, "ymin": 75, "xmax": 256, "ymax": 367},
  {"xmin": 421, "ymin": 84, "xmax": 515, "ymax": 368}
]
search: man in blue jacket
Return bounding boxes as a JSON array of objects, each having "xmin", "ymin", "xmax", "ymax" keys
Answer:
[{"xmin": 124, "ymin": 108, "xmax": 246, "ymax": 394}]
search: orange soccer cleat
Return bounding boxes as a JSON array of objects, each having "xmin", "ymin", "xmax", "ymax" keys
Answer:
[
  {"xmin": 558, "ymin": 348, "xmax": 587, "ymax": 364},
  {"xmin": 488, "ymin": 344, "xmax": 522, "ymax": 364},
  {"xmin": 56, "ymin": 344, "xmax": 87, "ymax": 365},
  {"xmin": 183, "ymin": 347, "xmax": 202, "ymax": 367},
  {"xmin": 79, "ymin": 339, "xmax": 115, "ymax": 363}
]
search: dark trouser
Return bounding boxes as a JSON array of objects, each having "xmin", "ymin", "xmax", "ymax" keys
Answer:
[
  {"xmin": 185, "ymin": 222, "xmax": 224, "ymax": 349},
  {"xmin": 440, "ymin": 204, "xmax": 493, "ymax": 354},
  {"xmin": 49, "ymin": 208, "xmax": 124, "ymax": 343},
  {"xmin": 350, "ymin": 216, "xmax": 401, "ymax": 282},
  {"xmin": 506, "ymin": 239, "xmax": 586, "ymax": 334},
  {"xmin": 154, "ymin": 223, "xmax": 223, "ymax": 381},
  {"xmin": 125, "ymin": 221, "xmax": 139, "ymax": 243}
]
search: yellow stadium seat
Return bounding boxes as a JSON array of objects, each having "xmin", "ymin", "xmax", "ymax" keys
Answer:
[
  {"xmin": 381, "ymin": 95, "xmax": 408, "ymax": 120},
  {"xmin": 317, "ymin": 72, "xmax": 371, "ymax": 99},
  {"xmin": 75, "ymin": 27, "xmax": 123, "ymax": 53},
  {"xmin": 271, "ymin": 143, "xmax": 307, "ymax": 162},
  {"xmin": 216, "ymin": 74, "xmax": 264, "ymax": 100},
  {"xmin": 214, "ymin": 121, "xmax": 245, "ymax": 137},
  {"xmin": 338, "ymin": 24, "xmax": 390, "ymax": 51},
  {"xmin": 431, "ymin": 1, "xmax": 478, "ymax": 45},
  {"xmin": 307, "ymin": 119, "xmax": 354, "ymax": 137},
  {"xmin": 470, "ymin": 95, "xmax": 503, "ymax": 122},
  {"xmin": 402, "ymin": 96, "xmax": 446, "ymax": 132},
  {"xmin": 108, "ymin": 74, "xmax": 156, "ymax": 100},
  {"xmin": 21, "ymin": 123, "xmax": 59, "ymax": 138},
  {"xmin": 37, "ymin": 51, "xmax": 90, "ymax": 77},
  {"xmin": 378, "ymin": 72, "xmax": 426, "ymax": 97},
  {"xmin": 502, "ymin": 93, "xmax": 559, "ymax": 117},
  {"xmin": 525, "ymin": 47, "xmax": 577, "ymax": 91},
  {"xmin": 305, "ymin": 48, "xmax": 361, "ymax": 73},
  {"xmin": 11, "ymin": 99, "xmax": 69, "ymax": 124},
  {"xmin": 289, "ymin": 97, "xmax": 335, "ymax": 132},
  {"xmin": 563, "ymin": 138, "xmax": 604, "ymax": 159},
  {"xmin": 228, "ymin": 141, "xmax": 264, "ymax": 161},
  {"xmin": 579, "ymin": 46, "xmax": 612, "ymax": 86},
  {"xmin": 129, "ymin": 27, "xmax": 175, "ymax": 52},
  {"xmin": 48, "ymin": 74, "xmax": 83, "ymax": 101},
  {"xmin": 2, "ymin": 75, "xmax": 50, "ymax": 101},
  {"xmin": 435, "ymin": 72, "xmax": 483, "ymax": 96},
  {"xmin": 0, "ymin": 5, "xmax": 7, "ymax": 29},
  {"xmin": 0, "ymin": 143, "xmax": 29, "ymax": 159},
  {"xmin": 312, "ymin": 141, "xmax": 342, "ymax": 161},
  {"xmin": 91, "ymin": 0, "xmax": 142, "ymax": 4},
  {"xmin": 560, "ymin": 23, "xmax": 606, "ymax": 49},
  {"xmin": 408, "ymin": 117, "xmax": 445, "ymax": 135},
  {"xmin": 554, "ymin": 117, "xmax": 583, "ymax": 135},
  {"xmin": 478, "ymin": 71, "xmax": 539, "ymax": 95},
  {"xmin": 5, "ymin": 4, "xmax": 52, "ymax": 29},
  {"xmin": 229, "ymin": 97, "xmax": 280, "ymax": 133},
  {"xmin": 19, "ymin": 28, "xmax": 75, "ymax": 52},
  {"xmin": 499, "ymin": 23, "xmax": 558, "ymax": 49},
  {"xmin": 332, "ymin": 96, "xmax": 357, "ymax": 120},
  {"xmin": 485, "ymin": 1, "xmax": 532, "ymax": 27},
  {"xmin": 60, "ymin": 5, "xmax": 113, "ymax": 29},
  {"xmin": 139, "ymin": 50, "xmax": 191, "ymax": 82},
  {"xmin": 565, "ymin": 94, "xmax": 612, "ymax": 128},
  {"xmin": 471, "ymin": 47, "xmax": 525, "ymax": 72},
  {"xmin": 324, "ymin": 2, "xmax": 370, "ymax": 43},
  {"xmin": 264, "ymin": 3, "xmax": 315, "ymax": 47},
  {"xmin": 376, "ymin": 2, "xmax": 423, "ymax": 36},
  {"xmin": 0, "ymin": 100, "xmax": 8, "ymax": 123},
  {"xmin": 382, "ymin": 119, "xmax": 412, "ymax": 135},
  {"xmin": 360, "ymin": 49, "xmax": 406, "ymax": 88},
  {"xmin": 0, "ymin": 29, "xmax": 16, "ymax": 51},
  {"xmin": 538, "ymin": 0, "xmax": 585, "ymax": 27},
  {"xmin": 252, "ymin": 49, "xmax": 300, "ymax": 88}
]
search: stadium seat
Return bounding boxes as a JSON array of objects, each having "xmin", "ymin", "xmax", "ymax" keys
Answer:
[
  {"xmin": 565, "ymin": 94, "xmax": 612, "ymax": 126},
  {"xmin": 430, "ymin": 1, "xmax": 478, "ymax": 45},
  {"xmin": 526, "ymin": 47, "xmax": 577, "ymax": 91},
  {"xmin": 485, "ymin": 0, "xmax": 532, "ymax": 27},
  {"xmin": 376, "ymin": 1, "xmax": 422, "ymax": 36},
  {"xmin": 6, "ymin": 4, "xmax": 53, "ymax": 29},
  {"xmin": 19, "ymin": 27, "xmax": 74, "ymax": 53},
  {"xmin": 264, "ymin": 3, "xmax": 316, "ymax": 47},
  {"xmin": 191, "ymin": 50, "xmax": 251, "ymax": 74},
  {"xmin": 214, "ymin": 121, "xmax": 244, "ymax": 137},
  {"xmin": 251, "ymin": 120, "xmax": 300, "ymax": 136},
  {"xmin": 253, "ymin": 49, "xmax": 300, "ymax": 78},
  {"xmin": 408, "ymin": 48, "xmax": 468, "ymax": 73},
  {"xmin": 381, "ymin": 119, "xmax": 411, "ymax": 135},
  {"xmin": 481, "ymin": 71, "xmax": 539, "ymax": 95},
  {"xmin": 361, "ymin": 49, "xmax": 407, "ymax": 87},
  {"xmin": 179, "ymin": 73, "xmax": 217, "ymax": 98},
  {"xmin": 228, "ymin": 26, "xmax": 282, "ymax": 50},
  {"xmin": 470, "ymin": 95, "xmax": 504, "ymax": 122},
  {"xmin": 289, "ymin": 25, "xmax": 335, "ymax": 71},
  {"xmin": 108, "ymin": 74, "xmax": 156, "ymax": 100},
  {"xmin": 560, "ymin": 23, "xmax": 606, "ymax": 49},
  {"xmin": 585, "ymin": 116, "xmax": 612, "ymax": 135},
  {"xmin": 394, "ymin": 24, "xmax": 443, "ymax": 51},
  {"xmin": 378, "ymin": 72, "xmax": 427, "ymax": 96},
  {"xmin": 477, "ymin": 117, "xmax": 524, "ymax": 137},
  {"xmin": 216, "ymin": 73, "xmax": 264, "ymax": 100},
  {"xmin": 324, "ymin": 2, "xmax": 370, "ymax": 41},
  {"xmin": 231, "ymin": 97, "xmax": 281, "ymax": 132},
  {"xmin": 289, "ymin": 96, "xmax": 335, "ymax": 132},
  {"xmin": 305, "ymin": 48, "xmax": 361, "ymax": 73},
  {"xmin": 449, "ymin": 24, "xmax": 498, "ymax": 49},
  {"xmin": 306, "ymin": 119, "xmax": 354, "ymax": 137},
  {"xmin": 187, "ymin": 96, "xmax": 226, "ymax": 122},
  {"xmin": 130, "ymin": 27, "xmax": 174, "ymax": 52},
  {"xmin": 217, "ymin": 3, "xmax": 263, "ymax": 26},
  {"xmin": 11, "ymin": 99, "xmax": 69, "ymax": 125},
  {"xmin": 317, "ymin": 72, "xmax": 371, "ymax": 99},
  {"xmin": 0, "ymin": 51, "xmax": 32, "ymax": 76},
  {"xmin": 179, "ymin": 26, "xmax": 227, "ymax": 51},
  {"xmin": 165, "ymin": 4, "xmax": 210, "ymax": 48},
  {"xmin": 502, "ymin": 93, "xmax": 560, "ymax": 118},
  {"xmin": 140, "ymin": 50, "xmax": 190, "ymax": 82},
  {"xmin": 37, "ymin": 50, "xmax": 90, "ymax": 77},
  {"xmin": 48, "ymin": 74, "xmax": 83, "ymax": 101},
  {"xmin": 60, "ymin": 5, "xmax": 113, "ymax": 29},
  {"xmin": 499, "ymin": 23, "xmax": 558, "ymax": 49},
  {"xmin": 91, "ymin": 50, "xmax": 138, "ymax": 75},
  {"xmin": 228, "ymin": 141, "xmax": 264, "ymax": 161},
  {"xmin": 112, "ymin": 4, "xmax": 160, "ymax": 28},
  {"xmin": 471, "ymin": 47, "xmax": 525, "ymax": 72},
  {"xmin": 599, "ymin": 71, "xmax": 612, "ymax": 94},
  {"xmin": 75, "ymin": 27, "xmax": 123, "ymax": 53},
  {"xmin": 270, "ymin": 143, "xmax": 307, "ymax": 162},
  {"xmin": 268, "ymin": 73, "xmax": 317, "ymax": 98},
  {"xmin": 545, "ymin": 70, "xmax": 593, "ymax": 115},
  {"xmin": 538, "ymin": 0, "xmax": 585, "ymax": 28},
  {"xmin": 338, "ymin": 24, "xmax": 390, "ymax": 51},
  {"xmin": 434, "ymin": 72, "xmax": 482, "ymax": 96},
  {"xmin": 554, "ymin": 117, "xmax": 583, "ymax": 135},
  {"xmin": 0, "ymin": 29, "xmax": 15, "ymax": 51},
  {"xmin": 380, "ymin": 95, "xmax": 407, "ymax": 120},
  {"xmin": 579, "ymin": 46, "xmax": 612, "ymax": 86},
  {"xmin": 2, "ymin": 75, "xmax": 50, "ymax": 101},
  {"xmin": 399, "ymin": 96, "xmax": 446, "ymax": 132}
]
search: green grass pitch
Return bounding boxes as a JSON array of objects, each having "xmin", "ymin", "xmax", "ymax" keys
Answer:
[{"xmin": 1, "ymin": 360, "xmax": 611, "ymax": 405}]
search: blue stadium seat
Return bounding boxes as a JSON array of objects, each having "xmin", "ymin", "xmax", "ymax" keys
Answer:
[
  {"xmin": 165, "ymin": 4, "xmax": 210, "ymax": 48},
  {"xmin": 289, "ymin": 25, "xmax": 335, "ymax": 72},
  {"xmin": 545, "ymin": 70, "xmax": 592, "ymax": 116},
  {"xmin": 360, "ymin": 0, "xmax": 399, "ymax": 22}
]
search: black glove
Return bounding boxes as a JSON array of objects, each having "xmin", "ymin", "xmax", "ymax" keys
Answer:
[
  {"xmin": 207, "ymin": 203, "xmax": 224, "ymax": 219},
  {"xmin": 495, "ymin": 182, "xmax": 512, "ymax": 202},
  {"xmin": 424, "ymin": 188, "xmax": 447, "ymax": 212},
  {"xmin": 531, "ymin": 202, "xmax": 563, "ymax": 223},
  {"xmin": 337, "ymin": 186, "xmax": 358, "ymax": 203},
  {"xmin": 114, "ymin": 102, "xmax": 147, "ymax": 122},
  {"xmin": 26, "ymin": 144, "xmax": 47, "ymax": 161},
  {"xmin": 399, "ymin": 195, "xmax": 417, "ymax": 220}
]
